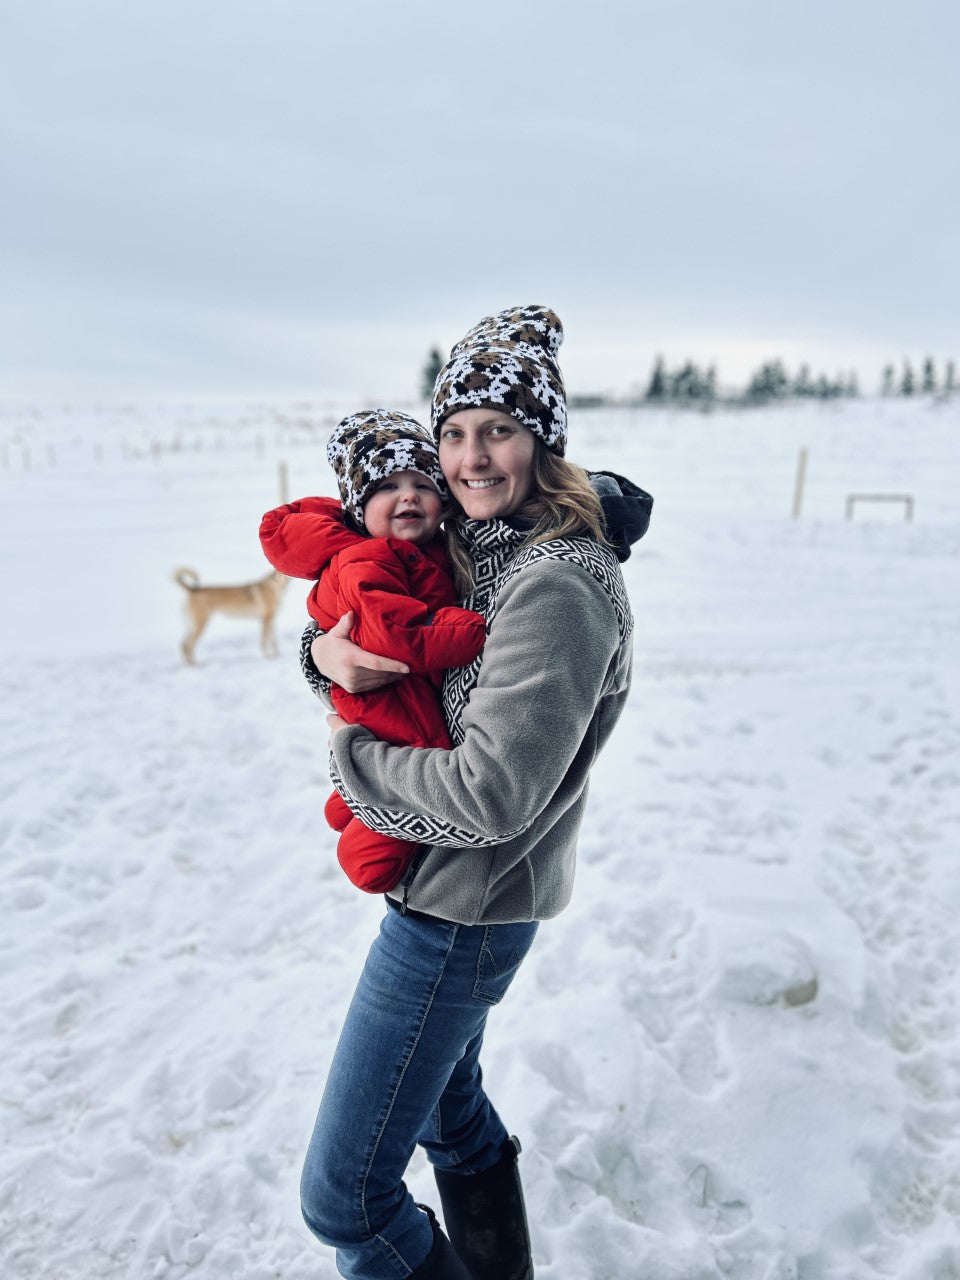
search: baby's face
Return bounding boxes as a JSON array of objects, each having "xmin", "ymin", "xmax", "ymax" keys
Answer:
[{"xmin": 363, "ymin": 470, "xmax": 444, "ymax": 544}]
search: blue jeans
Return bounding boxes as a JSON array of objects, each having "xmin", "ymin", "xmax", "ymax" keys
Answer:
[{"xmin": 300, "ymin": 902, "xmax": 539, "ymax": 1279}]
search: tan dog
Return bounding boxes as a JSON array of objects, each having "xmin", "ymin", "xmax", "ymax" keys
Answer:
[{"xmin": 173, "ymin": 566, "xmax": 288, "ymax": 664}]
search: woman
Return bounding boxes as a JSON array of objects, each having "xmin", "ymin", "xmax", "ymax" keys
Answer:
[{"xmin": 298, "ymin": 305, "xmax": 652, "ymax": 1279}]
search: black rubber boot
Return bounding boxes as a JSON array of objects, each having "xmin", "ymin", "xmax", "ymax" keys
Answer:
[
  {"xmin": 434, "ymin": 1136, "xmax": 533, "ymax": 1280},
  {"xmin": 410, "ymin": 1205, "xmax": 472, "ymax": 1280}
]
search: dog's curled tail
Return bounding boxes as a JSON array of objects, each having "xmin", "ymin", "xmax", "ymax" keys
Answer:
[{"xmin": 173, "ymin": 567, "xmax": 200, "ymax": 591}]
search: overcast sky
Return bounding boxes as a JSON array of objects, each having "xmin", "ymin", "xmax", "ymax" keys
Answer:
[{"xmin": 2, "ymin": 0, "xmax": 958, "ymax": 402}]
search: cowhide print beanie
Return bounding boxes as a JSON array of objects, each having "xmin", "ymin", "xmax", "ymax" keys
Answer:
[
  {"xmin": 431, "ymin": 304, "xmax": 567, "ymax": 455},
  {"xmin": 327, "ymin": 409, "xmax": 448, "ymax": 531}
]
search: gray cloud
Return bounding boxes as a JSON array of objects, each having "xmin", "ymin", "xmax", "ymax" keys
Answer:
[{"xmin": 2, "ymin": 0, "xmax": 957, "ymax": 398}]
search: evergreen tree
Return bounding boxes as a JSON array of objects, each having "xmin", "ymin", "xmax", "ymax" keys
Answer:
[
  {"xmin": 881, "ymin": 364, "xmax": 895, "ymax": 396},
  {"xmin": 667, "ymin": 361, "xmax": 719, "ymax": 405},
  {"xmin": 945, "ymin": 360, "xmax": 957, "ymax": 395},
  {"xmin": 746, "ymin": 359, "xmax": 789, "ymax": 403},
  {"xmin": 900, "ymin": 360, "xmax": 916, "ymax": 396},
  {"xmin": 846, "ymin": 370, "xmax": 860, "ymax": 398},
  {"xmin": 420, "ymin": 347, "xmax": 445, "ymax": 401},
  {"xmin": 671, "ymin": 361, "xmax": 697, "ymax": 403},
  {"xmin": 645, "ymin": 356, "xmax": 667, "ymax": 402},
  {"xmin": 922, "ymin": 357, "xmax": 937, "ymax": 394},
  {"xmin": 793, "ymin": 364, "xmax": 813, "ymax": 398}
]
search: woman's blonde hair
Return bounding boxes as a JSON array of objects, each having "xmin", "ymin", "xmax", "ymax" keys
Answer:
[{"xmin": 444, "ymin": 440, "xmax": 608, "ymax": 596}]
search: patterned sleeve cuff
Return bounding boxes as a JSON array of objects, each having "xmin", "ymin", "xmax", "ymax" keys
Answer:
[
  {"xmin": 299, "ymin": 621, "xmax": 334, "ymax": 704},
  {"xmin": 328, "ymin": 751, "xmax": 522, "ymax": 850}
]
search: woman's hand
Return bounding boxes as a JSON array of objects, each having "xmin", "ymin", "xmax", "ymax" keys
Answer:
[
  {"xmin": 327, "ymin": 713, "xmax": 349, "ymax": 739},
  {"xmin": 310, "ymin": 612, "xmax": 408, "ymax": 693}
]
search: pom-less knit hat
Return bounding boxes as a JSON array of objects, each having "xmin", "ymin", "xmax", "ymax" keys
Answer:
[
  {"xmin": 327, "ymin": 409, "xmax": 447, "ymax": 531},
  {"xmin": 431, "ymin": 304, "xmax": 567, "ymax": 455}
]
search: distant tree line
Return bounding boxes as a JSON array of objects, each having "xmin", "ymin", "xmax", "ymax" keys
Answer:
[
  {"xmin": 880, "ymin": 357, "xmax": 956, "ymax": 398},
  {"xmin": 422, "ymin": 347, "xmax": 957, "ymax": 409},
  {"xmin": 740, "ymin": 361, "xmax": 859, "ymax": 404},
  {"xmin": 626, "ymin": 356, "xmax": 862, "ymax": 407},
  {"xmin": 643, "ymin": 357, "xmax": 718, "ymax": 405},
  {"xmin": 562, "ymin": 353, "xmax": 959, "ymax": 409}
]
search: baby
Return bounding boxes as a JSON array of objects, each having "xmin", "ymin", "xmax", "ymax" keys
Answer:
[{"xmin": 259, "ymin": 409, "xmax": 485, "ymax": 893}]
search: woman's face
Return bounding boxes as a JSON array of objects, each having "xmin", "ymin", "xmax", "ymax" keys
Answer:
[{"xmin": 437, "ymin": 408, "xmax": 536, "ymax": 521}]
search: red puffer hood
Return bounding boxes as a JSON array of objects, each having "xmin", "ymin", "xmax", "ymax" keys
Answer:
[{"xmin": 259, "ymin": 495, "xmax": 361, "ymax": 579}]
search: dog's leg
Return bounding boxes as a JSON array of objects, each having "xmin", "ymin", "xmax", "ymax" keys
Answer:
[
  {"xmin": 261, "ymin": 609, "xmax": 279, "ymax": 658},
  {"xmin": 181, "ymin": 610, "xmax": 207, "ymax": 665}
]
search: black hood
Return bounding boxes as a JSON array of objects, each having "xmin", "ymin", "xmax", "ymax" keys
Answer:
[{"xmin": 589, "ymin": 470, "xmax": 653, "ymax": 562}]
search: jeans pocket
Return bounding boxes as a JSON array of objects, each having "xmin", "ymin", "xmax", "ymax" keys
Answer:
[{"xmin": 473, "ymin": 922, "xmax": 538, "ymax": 1006}]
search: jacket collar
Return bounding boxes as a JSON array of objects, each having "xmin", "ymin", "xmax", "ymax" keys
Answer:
[{"xmin": 457, "ymin": 517, "xmax": 530, "ymax": 558}]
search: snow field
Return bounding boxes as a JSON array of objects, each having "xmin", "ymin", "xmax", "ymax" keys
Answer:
[{"xmin": 1, "ymin": 398, "xmax": 958, "ymax": 1278}]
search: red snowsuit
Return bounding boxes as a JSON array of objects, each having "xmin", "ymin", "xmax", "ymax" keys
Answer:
[{"xmin": 259, "ymin": 496, "xmax": 486, "ymax": 893}]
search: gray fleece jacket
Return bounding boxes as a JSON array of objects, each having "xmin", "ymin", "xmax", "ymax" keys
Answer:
[{"xmin": 324, "ymin": 517, "xmax": 635, "ymax": 924}]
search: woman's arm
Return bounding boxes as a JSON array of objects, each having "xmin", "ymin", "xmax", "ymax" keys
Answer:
[{"xmin": 328, "ymin": 560, "xmax": 627, "ymax": 844}]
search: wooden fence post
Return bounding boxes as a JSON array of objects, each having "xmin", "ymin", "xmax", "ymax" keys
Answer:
[{"xmin": 792, "ymin": 447, "xmax": 808, "ymax": 519}]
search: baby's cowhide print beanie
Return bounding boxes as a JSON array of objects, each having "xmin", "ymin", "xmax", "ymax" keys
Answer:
[
  {"xmin": 327, "ymin": 409, "xmax": 447, "ymax": 531},
  {"xmin": 431, "ymin": 304, "xmax": 567, "ymax": 455}
]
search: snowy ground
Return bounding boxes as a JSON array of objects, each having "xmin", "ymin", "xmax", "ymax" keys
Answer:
[{"xmin": 1, "ymin": 397, "xmax": 958, "ymax": 1279}]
